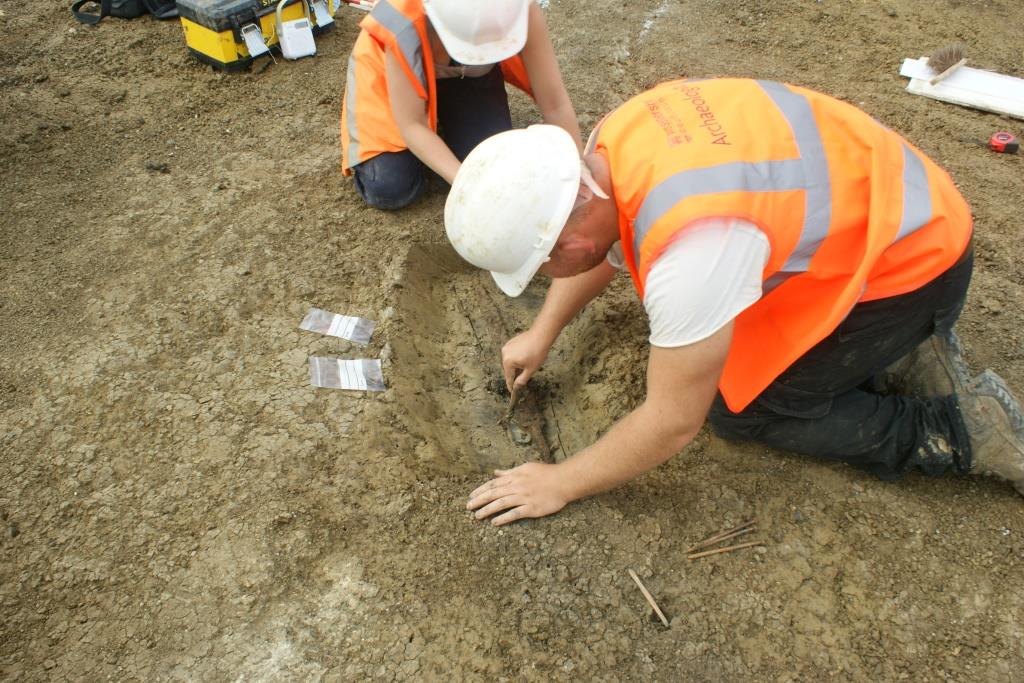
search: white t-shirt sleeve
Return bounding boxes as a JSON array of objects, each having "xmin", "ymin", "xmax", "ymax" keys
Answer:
[{"xmin": 638, "ymin": 217, "xmax": 770, "ymax": 348}]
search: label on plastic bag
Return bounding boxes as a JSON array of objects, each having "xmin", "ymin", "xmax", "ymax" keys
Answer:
[
  {"xmin": 300, "ymin": 308, "xmax": 375, "ymax": 345},
  {"xmin": 309, "ymin": 357, "xmax": 385, "ymax": 391}
]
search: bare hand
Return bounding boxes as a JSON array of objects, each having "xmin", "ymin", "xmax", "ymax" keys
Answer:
[
  {"xmin": 466, "ymin": 463, "xmax": 569, "ymax": 526},
  {"xmin": 501, "ymin": 329, "xmax": 553, "ymax": 392}
]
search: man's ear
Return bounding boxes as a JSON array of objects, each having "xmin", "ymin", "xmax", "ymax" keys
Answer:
[{"xmin": 557, "ymin": 231, "xmax": 598, "ymax": 256}]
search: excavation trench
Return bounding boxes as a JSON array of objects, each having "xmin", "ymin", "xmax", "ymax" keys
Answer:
[{"xmin": 388, "ymin": 245, "xmax": 574, "ymax": 474}]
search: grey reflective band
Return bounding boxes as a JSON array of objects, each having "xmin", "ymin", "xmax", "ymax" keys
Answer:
[
  {"xmin": 372, "ymin": 0, "xmax": 427, "ymax": 90},
  {"xmin": 344, "ymin": 54, "xmax": 361, "ymax": 164},
  {"xmin": 632, "ymin": 81, "xmax": 833, "ymax": 278},
  {"xmin": 762, "ymin": 270, "xmax": 796, "ymax": 295},
  {"xmin": 756, "ymin": 80, "xmax": 832, "ymax": 272},
  {"xmin": 895, "ymin": 143, "xmax": 933, "ymax": 243},
  {"xmin": 764, "ymin": 145, "xmax": 935, "ymax": 296},
  {"xmin": 634, "ymin": 159, "xmax": 807, "ymax": 251}
]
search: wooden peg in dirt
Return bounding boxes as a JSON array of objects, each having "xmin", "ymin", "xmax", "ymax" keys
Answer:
[
  {"xmin": 627, "ymin": 569, "xmax": 670, "ymax": 628},
  {"xmin": 687, "ymin": 526, "xmax": 756, "ymax": 553},
  {"xmin": 687, "ymin": 518, "xmax": 758, "ymax": 552},
  {"xmin": 687, "ymin": 540, "xmax": 764, "ymax": 560}
]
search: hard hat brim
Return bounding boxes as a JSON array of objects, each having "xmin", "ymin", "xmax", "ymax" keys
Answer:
[
  {"xmin": 489, "ymin": 162, "xmax": 579, "ymax": 297},
  {"xmin": 490, "ymin": 256, "xmax": 543, "ymax": 297},
  {"xmin": 424, "ymin": 3, "xmax": 529, "ymax": 66},
  {"xmin": 441, "ymin": 34, "xmax": 527, "ymax": 66}
]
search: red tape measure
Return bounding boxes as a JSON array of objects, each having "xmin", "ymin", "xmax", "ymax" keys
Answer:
[{"xmin": 988, "ymin": 131, "xmax": 1019, "ymax": 154}]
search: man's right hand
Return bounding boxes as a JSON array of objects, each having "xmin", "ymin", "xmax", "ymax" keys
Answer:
[
  {"xmin": 499, "ymin": 260, "xmax": 618, "ymax": 393},
  {"xmin": 501, "ymin": 328, "xmax": 554, "ymax": 391}
]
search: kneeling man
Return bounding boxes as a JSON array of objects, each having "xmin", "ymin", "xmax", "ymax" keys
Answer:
[{"xmin": 444, "ymin": 78, "xmax": 1024, "ymax": 525}]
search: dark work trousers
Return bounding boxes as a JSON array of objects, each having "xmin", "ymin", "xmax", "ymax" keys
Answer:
[
  {"xmin": 709, "ymin": 248, "xmax": 974, "ymax": 480},
  {"xmin": 351, "ymin": 65, "xmax": 514, "ymax": 210}
]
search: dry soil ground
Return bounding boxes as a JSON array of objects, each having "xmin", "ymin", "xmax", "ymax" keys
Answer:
[{"xmin": 2, "ymin": 0, "xmax": 1024, "ymax": 680}]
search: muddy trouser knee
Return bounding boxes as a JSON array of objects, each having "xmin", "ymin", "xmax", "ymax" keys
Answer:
[
  {"xmin": 352, "ymin": 150, "xmax": 425, "ymax": 211},
  {"xmin": 708, "ymin": 249, "xmax": 975, "ymax": 479},
  {"xmin": 436, "ymin": 65, "xmax": 514, "ymax": 161}
]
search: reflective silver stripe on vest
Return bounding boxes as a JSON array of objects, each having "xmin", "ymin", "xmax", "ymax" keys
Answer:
[
  {"xmin": 372, "ymin": 0, "xmax": 427, "ymax": 90},
  {"xmin": 632, "ymin": 81, "xmax": 832, "ymax": 283},
  {"xmin": 345, "ymin": 54, "xmax": 361, "ymax": 165},
  {"xmin": 757, "ymin": 81, "xmax": 832, "ymax": 271},
  {"xmin": 764, "ymin": 145, "xmax": 936, "ymax": 295},
  {"xmin": 895, "ymin": 142, "xmax": 933, "ymax": 243},
  {"xmin": 761, "ymin": 270, "xmax": 795, "ymax": 294}
]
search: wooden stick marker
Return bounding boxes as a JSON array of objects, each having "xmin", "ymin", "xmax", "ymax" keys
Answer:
[
  {"xmin": 684, "ymin": 528, "xmax": 757, "ymax": 552},
  {"xmin": 627, "ymin": 569, "xmax": 670, "ymax": 628},
  {"xmin": 687, "ymin": 540, "xmax": 764, "ymax": 560},
  {"xmin": 687, "ymin": 520, "xmax": 757, "ymax": 553}
]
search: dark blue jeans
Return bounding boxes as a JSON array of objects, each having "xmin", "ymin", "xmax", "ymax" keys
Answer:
[
  {"xmin": 709, "ymin": 248, "xmax": 974, "ymax": 479},
  {"xmin": 352, "ymin": 65, "xmax": 513, "ymax": 210}
]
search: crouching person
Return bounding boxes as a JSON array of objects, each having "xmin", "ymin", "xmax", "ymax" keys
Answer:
[{"xmin": 340, "ymin": 0, "xmax": 581, "ymax": 210}]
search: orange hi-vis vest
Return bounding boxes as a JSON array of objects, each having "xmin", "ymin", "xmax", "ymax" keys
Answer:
[
  {"xmin": 340, "ymin": 0, "xmax": 533, "ymax": 174},
  {"xmin": 589, "ymin": 78, "xmax": 973, "ymax": 412}
]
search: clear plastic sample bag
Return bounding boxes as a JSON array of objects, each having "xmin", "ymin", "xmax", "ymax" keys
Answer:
[
  {"xmin": 300, "ymin": 308, "xmax": 376, "ymax": 345},
  {"xmin": 309, "ymin": 357, "xmax": 385, "ymax": 391}
]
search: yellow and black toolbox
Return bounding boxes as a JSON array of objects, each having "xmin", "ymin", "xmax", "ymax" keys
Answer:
[{"xmin": 177, "ymin": 0, "xmax": 337, "ymax": 71}]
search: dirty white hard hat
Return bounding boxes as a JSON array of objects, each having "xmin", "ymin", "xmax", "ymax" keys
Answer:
[
  {"xmin": 445, "ymin": 125, "xmax": 580, "ymax": 297},
  {"xmin": 423, "ymin": 0, "xmax": 531, "ymax": 66}
]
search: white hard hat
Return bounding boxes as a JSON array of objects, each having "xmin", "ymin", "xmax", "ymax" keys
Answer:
[
  {"xmin": 423, "ymin": 0, "xmax": 531, "ymax": 66},
  {"xmin": 445, "ymin": 125, "xmax": 580, "ymax": 297}
]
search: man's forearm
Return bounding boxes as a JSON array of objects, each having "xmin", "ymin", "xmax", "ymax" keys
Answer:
[
  {"xmin": 555, "ymin": 400, "xmax": 700, "ymax": 503},
  {"xmin": 533, "ymin": 262, "xmax": 618, "ymax": 342},
  {"xmin": 554, "ymin": 329, "xmax": 730, "ymax": 503},
  {"xmin": 471, "ymin": 329, "xmax": 729, "ymax": 526}
]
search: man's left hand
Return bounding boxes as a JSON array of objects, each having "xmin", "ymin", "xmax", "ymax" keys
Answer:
[{"xmin": 466, "ymin": 462, "xmax": 570, "ymax": 526}]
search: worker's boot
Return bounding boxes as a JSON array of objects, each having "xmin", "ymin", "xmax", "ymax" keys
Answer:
[
  {"xmin": 882, "ymin": 329, "xmax": 971, "ymax": 398},
  {"xmin": 960, "ymin": 369, "xmax": 1024, "ymax": 496}
]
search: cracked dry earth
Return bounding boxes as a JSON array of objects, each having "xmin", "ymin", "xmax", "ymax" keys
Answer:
[{"xmin": 2, "ymin": 0, "xmax": 1023, "ymax": 680}]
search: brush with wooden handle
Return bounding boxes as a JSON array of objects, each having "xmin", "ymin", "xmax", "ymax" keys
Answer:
[{"xmin": 928, "ymin": 44, "xmax": 967, "ymax": 86}]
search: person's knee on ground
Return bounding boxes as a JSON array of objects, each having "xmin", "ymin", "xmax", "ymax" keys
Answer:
[
  {"xmin": 352, "ymin": 151, "xmax": 425, "ymax": 211},
  {"xmin": 881, "ymin": 328, "xmax": 972, "ymax": 398},
  {"xmin": 880, "ymin": 246, "xmax": 973, "ymax": 398}
]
